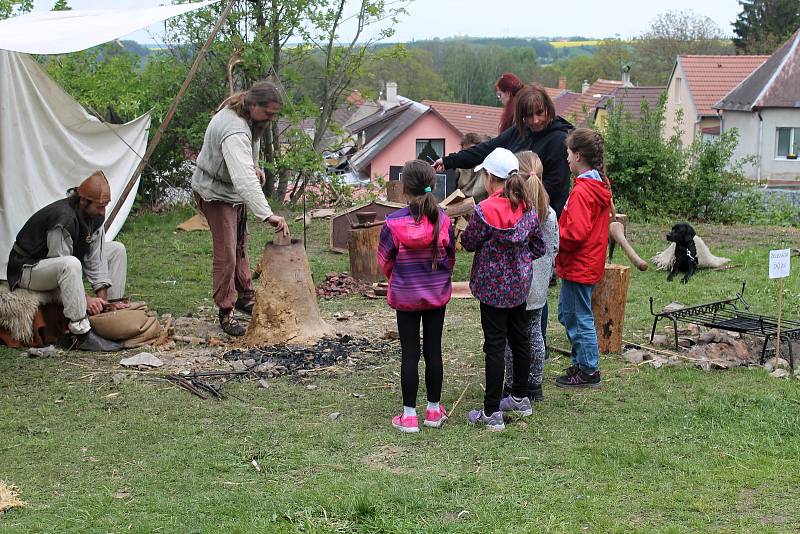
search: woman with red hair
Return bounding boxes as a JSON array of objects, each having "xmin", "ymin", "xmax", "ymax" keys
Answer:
[{"xmin": 496, "ymin": 72, "xmax": 524, "ymax": 134}]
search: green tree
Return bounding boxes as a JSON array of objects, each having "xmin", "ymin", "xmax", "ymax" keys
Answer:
[
  {"xmin": 303, "ymin": 0, "xmax": 406, "ymax": 147},
  {"xmin": 439, "ymin": 44, "xmax": 538, "ymax": 105},
  {"xmin": 51, "ymin": 0, "xmax": 70, "ymax": 11},
  {"xmin": 357, "ymin": 45, "xmax": 453, "ymax": 102},
  {"xmin": 634, "ymin": 10, "xmax": 734, "ymax": 85},
  {"xmin": 559, "ymin": 55, "xmax": 603, "ymax": 92},
  {"xmin": 165, "ymin": 0, "xmax": 316, "ymax": 199},
  {"xmin": 592, "ymin": 39, "xmax": 635, "ymax": 80},
  {"xmin": 733, "ymin": 0, "xmax": 800, "ymax": 54},
  {"xmin": 0, "ymin": 0, "xmax": 32, "ymax": 19}
]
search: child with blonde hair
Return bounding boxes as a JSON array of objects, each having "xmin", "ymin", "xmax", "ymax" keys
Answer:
[{"xmin": 499, "ymin": 151, "xmax": 558, "ymax": 405}]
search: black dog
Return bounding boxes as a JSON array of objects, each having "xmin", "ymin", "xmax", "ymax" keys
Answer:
[{"xmin": 666, "ymin": 222, "xmax": 698, "ymax": 284}]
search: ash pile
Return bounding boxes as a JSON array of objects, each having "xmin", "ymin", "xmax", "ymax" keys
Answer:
[
  {"xmin": 316, "ymin": 272, "xmax": 373, "ymax": 298},
  {"xmin": 223, "ymin": 334, "xmax": 400, "ymax": 378},
  {"xmin": 624, "ymin": 324, "xmax": 799, "ymax": 378}
]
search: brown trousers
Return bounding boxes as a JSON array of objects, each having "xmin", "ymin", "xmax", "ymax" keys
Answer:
[{"xmin": 195, "ymin": 194, "xmax": 254, "ymax": 313}]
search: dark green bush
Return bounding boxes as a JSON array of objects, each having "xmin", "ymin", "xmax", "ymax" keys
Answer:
[{"xmin": 601, "ymin": 93, "xmax": 775, "ymax": 223}]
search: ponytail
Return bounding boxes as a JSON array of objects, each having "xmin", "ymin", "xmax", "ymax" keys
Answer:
[
  {"xmin": 401, "ymin": 160, "xmax": 441, "ymax": 270},
  {"xmin": 566, "ymin": 127, "xmax": 615, "ymax": 217},
  {"xmin": 501, "ymin": 171, "xmax": 533, "ymax": 212}
]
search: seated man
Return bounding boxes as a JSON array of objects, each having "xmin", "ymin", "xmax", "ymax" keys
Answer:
[{"xmin": 6, "ymin": 171, "xmax": 128, "ymax": 351}]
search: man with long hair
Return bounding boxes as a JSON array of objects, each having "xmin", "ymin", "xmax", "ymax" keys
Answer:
[
  {"xmin": 192, "ymin": 81, "xmax": 289, "ymax": 336},
  {"xmin": 7, "ymin": 171, "xmax": 128, "ymax": 351}
]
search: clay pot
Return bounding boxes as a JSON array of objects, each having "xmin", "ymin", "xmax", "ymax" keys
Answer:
[{"xmin": 355, "ymin": 211, "xmax": 376, "ymax": 224}]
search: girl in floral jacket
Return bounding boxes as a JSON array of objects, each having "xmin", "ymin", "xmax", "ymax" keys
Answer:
[{"xmin": 461, "ymin": 148, "xmax": 545, "ymax": 431}]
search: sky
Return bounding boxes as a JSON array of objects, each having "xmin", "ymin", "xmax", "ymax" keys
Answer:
[{"xmin": 29, "ymin": 0, "xmax": 744, "ymax": 44}]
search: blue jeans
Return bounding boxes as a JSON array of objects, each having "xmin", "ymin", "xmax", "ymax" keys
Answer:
[{"xmin": 558, "ymin": 279, "xmax": 599, "ymax": 373}]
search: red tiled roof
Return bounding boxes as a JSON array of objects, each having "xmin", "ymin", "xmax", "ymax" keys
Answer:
[
  {"xmin": 544, "ymin": 87, "xmax": 565, "ymax": 101},
  {"xmin": 599, "ymin": 86, "xmax": 666, "ymax": 120},
  {"xmin": 422, "ymin": 99, "xmax": 503, "ymax": 138},
  {"xmin": 678, "ymin": 55, "xmax": 769, "ymax": 116},
  {"xmin": 553, "ymin": 91, "xmax": 581, "ymax": 118},
  {"xmin": 562, "ymin": 79, "xmax": 625, "ymax": 125}
]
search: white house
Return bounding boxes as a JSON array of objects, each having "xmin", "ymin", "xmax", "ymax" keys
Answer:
[
  {"xmin": 716, "ymin": 28, "xmax": 800, "ymax": 185},
  {"xmin": 664, "ymin": 54, "xmax": 768, "ymax": 148}
]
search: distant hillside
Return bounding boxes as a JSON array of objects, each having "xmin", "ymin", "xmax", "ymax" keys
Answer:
[{"xmin": 403, "ymin": 36, "xmax": 599, "ymax": 64}]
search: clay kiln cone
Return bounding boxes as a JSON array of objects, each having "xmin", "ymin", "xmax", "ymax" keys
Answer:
[{"xmin": 241, "ymin": 238, "xmax": 333, "ymax": 346}]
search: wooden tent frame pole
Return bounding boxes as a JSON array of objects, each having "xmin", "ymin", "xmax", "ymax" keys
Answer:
[{"xmin": 105, "ymin": 0, "xmax": 235, "ymax": 231}]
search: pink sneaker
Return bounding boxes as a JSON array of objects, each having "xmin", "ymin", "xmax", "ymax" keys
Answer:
[
  {"xmin": 423, "ymin": 404, "xmax": 448, "ymax": 428},
  {"xmin": 391, "ymin": 414, "xmax": 419, "ymax": 433}
]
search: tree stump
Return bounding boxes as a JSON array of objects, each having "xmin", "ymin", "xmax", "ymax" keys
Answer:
[
  {"xmin": 591, "ymin": 263, "xmax": 630, "ymax": 354},
  {"xmin": 242, "ymin": 238, "xmax": 333, "ymax": 346},
  {"xmin": 348, "ymin": 223, "xmax": 385, "ymax": 282},
  {"xmin": 386, "ymin": 180, "xmax": 404, "ymax": 203}
]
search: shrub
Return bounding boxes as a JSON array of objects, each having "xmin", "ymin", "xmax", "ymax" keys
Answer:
[
  {"xmin": 602, "ymin": 94, "xmax": 753, "ymax": 223},
  {"xmin": 603, "ymin": 94, "xmax": 684, "ymax": 218}
]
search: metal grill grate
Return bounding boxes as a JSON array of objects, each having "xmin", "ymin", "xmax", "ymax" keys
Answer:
[{"xmin": 649, "ymin": 282, "xmax": 797, "ymax": 369}]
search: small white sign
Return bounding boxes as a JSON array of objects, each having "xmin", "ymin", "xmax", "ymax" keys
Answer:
[{"xmin": 769, "ymin": 249, "xmax": 791, "ymax": 279}]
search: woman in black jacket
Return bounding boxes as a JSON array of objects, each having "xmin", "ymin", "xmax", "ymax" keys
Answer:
[
  {"xmin": 433, "ymin": 84, "xmax": 573, "ymax": 218},
  {"xmin": 433, "ymin": 84, "xmax": 573, "ymax": 367}
]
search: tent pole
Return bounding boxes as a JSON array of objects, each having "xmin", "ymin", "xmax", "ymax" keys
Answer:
[{"xmin": 105, "ymin": 0, "xmax": 235, "ymax": 231}]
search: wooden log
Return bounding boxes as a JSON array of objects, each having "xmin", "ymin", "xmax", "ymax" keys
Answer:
[
  {"xmin": 444, "ymin": 197, "xmax": 475, "ymax": 219},
  {"xmin": 591, "ymin": 264, "xmax": 630, "ymax": 354},
  {"xmin": 348, "ymin": 224, "xmax": 385, "ymax": 283},
  {"xmin": 609, "ymin": 222, "xmax": 648, "ymax": 271},
  {"xmin": 386, "ymin": 181, "xmax": 404, "ymax": 203},
  {"xmin": 439, "ymin": 188, "xmax": 466, "ymax": 207}
]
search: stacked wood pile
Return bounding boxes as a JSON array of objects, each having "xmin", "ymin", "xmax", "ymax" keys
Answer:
[
  {"xmin": 316, "ymin": 272, "xmax": 373, "ymax": 298},
  {"xmin": 439, "ymin": 189, "xmax": 475, "ymax": 251}
]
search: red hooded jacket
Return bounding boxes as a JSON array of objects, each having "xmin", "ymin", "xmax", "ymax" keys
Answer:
[{"xmin": 556, "ymin": 176, "xmax": 613, "ymax": 284}]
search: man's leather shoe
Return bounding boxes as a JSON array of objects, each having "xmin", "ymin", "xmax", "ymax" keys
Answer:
[
  {"xmin": 74, "ymin": 330, "xmax": 123, "ymax": 352},
  {"xmin": 234, "ymin": 297, "xmax": 254, "ymax": 315}
]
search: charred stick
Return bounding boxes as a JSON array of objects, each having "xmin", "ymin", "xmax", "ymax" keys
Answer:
[{"xmin": 166, "ymin": 374, "xmax": 208, "ymax": 399}]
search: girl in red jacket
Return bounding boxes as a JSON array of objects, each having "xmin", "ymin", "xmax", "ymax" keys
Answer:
[{"xmin": 555, "ymin": 128, "xmax": 613, "ymax": 388}]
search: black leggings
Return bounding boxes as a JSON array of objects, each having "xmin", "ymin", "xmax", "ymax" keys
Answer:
[
  {"xmin": 480, "ymin": 302, "xmax": 530, "ymax": 414},
  {"xmin": 396, "ymin": 307, "xmax": 446, "ymax": 407}
]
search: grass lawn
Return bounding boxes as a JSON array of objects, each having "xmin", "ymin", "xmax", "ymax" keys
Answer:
[{"xmin": 2, "ymin": 206, "xmax": 800, "ymax": 533}]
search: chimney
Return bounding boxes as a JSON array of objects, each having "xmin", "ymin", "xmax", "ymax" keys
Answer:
[
  {"xmin": 385, "ymin": 81, "xmax": 398, "ymax": 105},
  {"xmin": 558, "ymin": 76, "xmax": 566, "ymax": 90},
  {"xmin": 581, "ymin": 80, "xmax": 590, "ymax": 94},
  {"xmin": 621, "ymin": 65, "xmax": 633, "ymax": 87}
]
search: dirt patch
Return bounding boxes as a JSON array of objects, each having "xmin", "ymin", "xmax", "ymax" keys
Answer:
[
  {"xmin": 735, "ymin": 487, "xmax": 792, "ymax": 526},
  {"xmin": 320, "ymin": 306, "xmax": 398, "ymax": 340},
  {"xmin": 361, "ymin": 445, "xmax": 406, "ymax": 474}
]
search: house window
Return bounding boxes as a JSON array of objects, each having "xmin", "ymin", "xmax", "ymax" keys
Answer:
[
  {"xmin": 775, "ymin": 127, "xmax": 800, "ymax": 158},
  {"xmin": 674, "ymin": 77, "xmax": 681, "ymax": 105},
  {"xmin": 416, "ymin": 139, "xmax": 444, "ymax": 163}
]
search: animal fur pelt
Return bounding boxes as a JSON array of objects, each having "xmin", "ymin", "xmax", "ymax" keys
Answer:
[
  {"xmin": 0, "ymin": 283, "xmax": 60, "ymax": 344},
  {"xmin": 652, "ymin": 236, "xmax": 731, "ymax": 271},
  {"xmin": 0, "ymin": 480, "xmax": 27, "ymax": 514}
]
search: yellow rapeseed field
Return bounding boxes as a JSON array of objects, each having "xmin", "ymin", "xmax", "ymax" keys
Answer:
[{"xmin": 549, "ymin": 40, "xmax": 601, "ymax": 48}]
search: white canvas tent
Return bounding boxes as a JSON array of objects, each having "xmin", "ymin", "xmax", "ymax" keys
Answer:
[{"xmin": 0, "ymin": 1, "xmax": 219, "ymax": 278}]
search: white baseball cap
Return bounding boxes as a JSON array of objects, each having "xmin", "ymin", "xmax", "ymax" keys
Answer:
[{"xmin": 475, "ymin": 147, "xmax": 519, "ymax": 179}]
